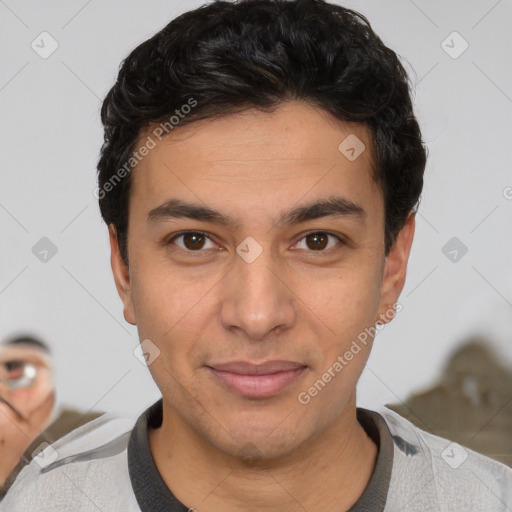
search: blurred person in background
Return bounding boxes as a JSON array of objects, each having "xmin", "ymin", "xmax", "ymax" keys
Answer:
[{"xmin": 0, "ymin": 335, "xmax": 101, "ymax": 499}]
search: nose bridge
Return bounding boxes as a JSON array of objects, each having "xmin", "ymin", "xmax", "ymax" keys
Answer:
[{"xmin": 220, "ymin": 244, "xmax": 296, "ymax": 340}]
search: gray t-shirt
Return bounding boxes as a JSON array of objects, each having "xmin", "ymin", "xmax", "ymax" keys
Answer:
[{"xmin": 2, "ymin": 400, "xmax": 511, "ymax": 511}]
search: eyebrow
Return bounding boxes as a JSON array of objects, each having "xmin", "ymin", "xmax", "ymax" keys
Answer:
[{"xmin": 148, "ymin": 196, "xmax": 366, "ymax": 228}]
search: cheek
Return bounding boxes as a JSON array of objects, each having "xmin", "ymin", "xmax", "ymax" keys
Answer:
[
  {"xmin": 293, "ymin": 259, "xmax": 383, "ymax": 403},
  {"xmin": 130, "ymin": 266, "xmax": 213, "ymax": 383},
  {"xmin": 10, "ymin": 390, "xmax": 32, "ymax": 411},
  {"xmin": 10, "ymin": 390, "xmax": 40, "ymax": 415},
  {"xmin": 297, "ymin": 255, "xmax": 383, "ymax": 335},
  {"xmin": 130, "ymin": 259, "xmax": 201, "ymax": 335}
]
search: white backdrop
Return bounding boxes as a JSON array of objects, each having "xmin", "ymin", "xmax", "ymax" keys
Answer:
[{"xmin": 1, "ymin": 0, "xmax": 511, "ymax": 418}]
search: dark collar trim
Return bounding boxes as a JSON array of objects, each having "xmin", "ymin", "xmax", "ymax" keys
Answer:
[
  {"xmin": 347, "ymin": 408, "xmax": 393, "ymax": 511},
  {"xmin": 128, "ymin": 400, "xmax": 393, "ymax": 512},
  {"xmin": 128, "ymin": 399, "xmax": 188, "ymax": 512}
]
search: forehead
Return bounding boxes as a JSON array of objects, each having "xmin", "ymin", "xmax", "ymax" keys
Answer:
[
  {"xmin": 0, "ymin": 344, "xmax": 51, "ymax": 366},
  {"xmin": 130, "ymin": 101, "xmax": 381, "ymax": 224}
]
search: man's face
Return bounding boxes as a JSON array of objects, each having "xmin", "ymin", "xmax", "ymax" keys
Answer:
[
  {"xmin": 111, "ymin": 100, "xmax": 413, "ymax": 460},
  {"xmin": 0, "ymin": 344, "xmax": 54, "ymax": 437}
]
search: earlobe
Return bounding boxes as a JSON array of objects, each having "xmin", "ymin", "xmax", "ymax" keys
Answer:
[
  {"xmin": 108, "ymin": 225, "xmax": 136, "ymax": 326},
  {"xmin": 376, "ymin": 212, "xmax": 415, "ymax": 325}
]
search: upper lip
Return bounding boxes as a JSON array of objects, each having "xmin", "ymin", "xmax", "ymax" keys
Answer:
[{"xmin": 207, "ymin": 360, "xmax": 306, "ymax": 375}]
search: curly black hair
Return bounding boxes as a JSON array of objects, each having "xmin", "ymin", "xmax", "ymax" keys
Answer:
[{"xmin": 97, "ymin": 0, "xmax": 427, "ymax": 264}]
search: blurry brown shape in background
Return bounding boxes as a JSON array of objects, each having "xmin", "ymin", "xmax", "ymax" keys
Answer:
[{"xmin": 387, "ymin": 334, "xmax": 512, "ymax": 467}]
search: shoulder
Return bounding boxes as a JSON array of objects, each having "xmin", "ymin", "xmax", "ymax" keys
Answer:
[
  {"xmin": 371, "ymin": 406, "xmax": 512, "ymax": 510},
  {"xmin": 1, "ymin": 413, "xmax": 140, "ymax": 512}
]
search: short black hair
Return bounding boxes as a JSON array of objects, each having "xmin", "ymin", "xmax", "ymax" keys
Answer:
[
  {"xmin": 97, "ymin": 0, "xmax": 427, "ymax": 264},
  {"xmin": 2, "ymin": 335, "xmax": 51, "ymax": 354}
]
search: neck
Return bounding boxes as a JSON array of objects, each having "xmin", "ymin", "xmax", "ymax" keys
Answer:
[{"xmin": 150, "ymin": 396, "xmax": 377, "ymax": 512}]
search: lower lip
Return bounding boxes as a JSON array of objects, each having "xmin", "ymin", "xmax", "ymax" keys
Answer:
[{"xmin": 207, "ymin": 367, "xmax": 307, "ymax": 398}]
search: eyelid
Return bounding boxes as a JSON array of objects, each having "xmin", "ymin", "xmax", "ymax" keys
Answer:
[
  {"xmin": 167, "ymin": 230, "xmax": 219, "ymax": 251},
  {"xmin": 292, "ymin": 230, "xmax": 345, "ymax": 252}
]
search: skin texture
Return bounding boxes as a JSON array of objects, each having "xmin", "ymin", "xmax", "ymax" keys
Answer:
[
  {"xmin": 0, "ymin": 345, "xmax": 54, "ymax": 485},
  {"xmin": 110, "ymin": 100, "xmax": 415, "ymax": 512}
]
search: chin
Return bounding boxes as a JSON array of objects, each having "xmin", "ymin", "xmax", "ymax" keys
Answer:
[
  {"xmin": 218, "ymin": 436, "xmax": 301, "ymax": 466},
  {"xmin": 209, "ymin": 415, "xmax": 309, "ymax": 464}
]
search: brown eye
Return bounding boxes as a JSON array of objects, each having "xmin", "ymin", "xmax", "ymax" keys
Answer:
[
  {"xmin": 170, "ymin": 232, "xmax": 217, "ymax": 252},
  {"xmin": 295, "ymin": 232, "xmax": 342, "ymax": 252},
  {"xmin": 182, "ymin": 233, "xmax": 206, "ymax": 250},
  {"xmin": 305, "ymin": 232, "xmax": 328, "ymax": 250}
]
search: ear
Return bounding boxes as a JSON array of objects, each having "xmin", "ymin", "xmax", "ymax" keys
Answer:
[
  {"xmin": 376, "ymin": 212, "xmax": 415, "ymax": 325},
  {"xmin": 109, "ymin": 225, "xmax": 136, "ymax": 326}
]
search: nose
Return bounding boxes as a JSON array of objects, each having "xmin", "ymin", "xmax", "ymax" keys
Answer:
[{"xmin": 219, "ymin": 248, "xmax": 297, "ymax": 341}]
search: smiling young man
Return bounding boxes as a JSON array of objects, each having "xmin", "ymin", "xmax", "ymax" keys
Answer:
[{"xmin": 3, "ymin": 0, "xmax": 512, "ymax": 510}]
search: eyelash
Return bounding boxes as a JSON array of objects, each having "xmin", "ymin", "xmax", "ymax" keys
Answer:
[{"xmin": 166, "ymin": 230, "xmax": 345, "ymax": 254}]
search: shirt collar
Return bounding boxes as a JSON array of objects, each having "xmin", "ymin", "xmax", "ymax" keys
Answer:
[{"xmin": 128, "ymin": 399, "xmax": 393, "ymax": 512}]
